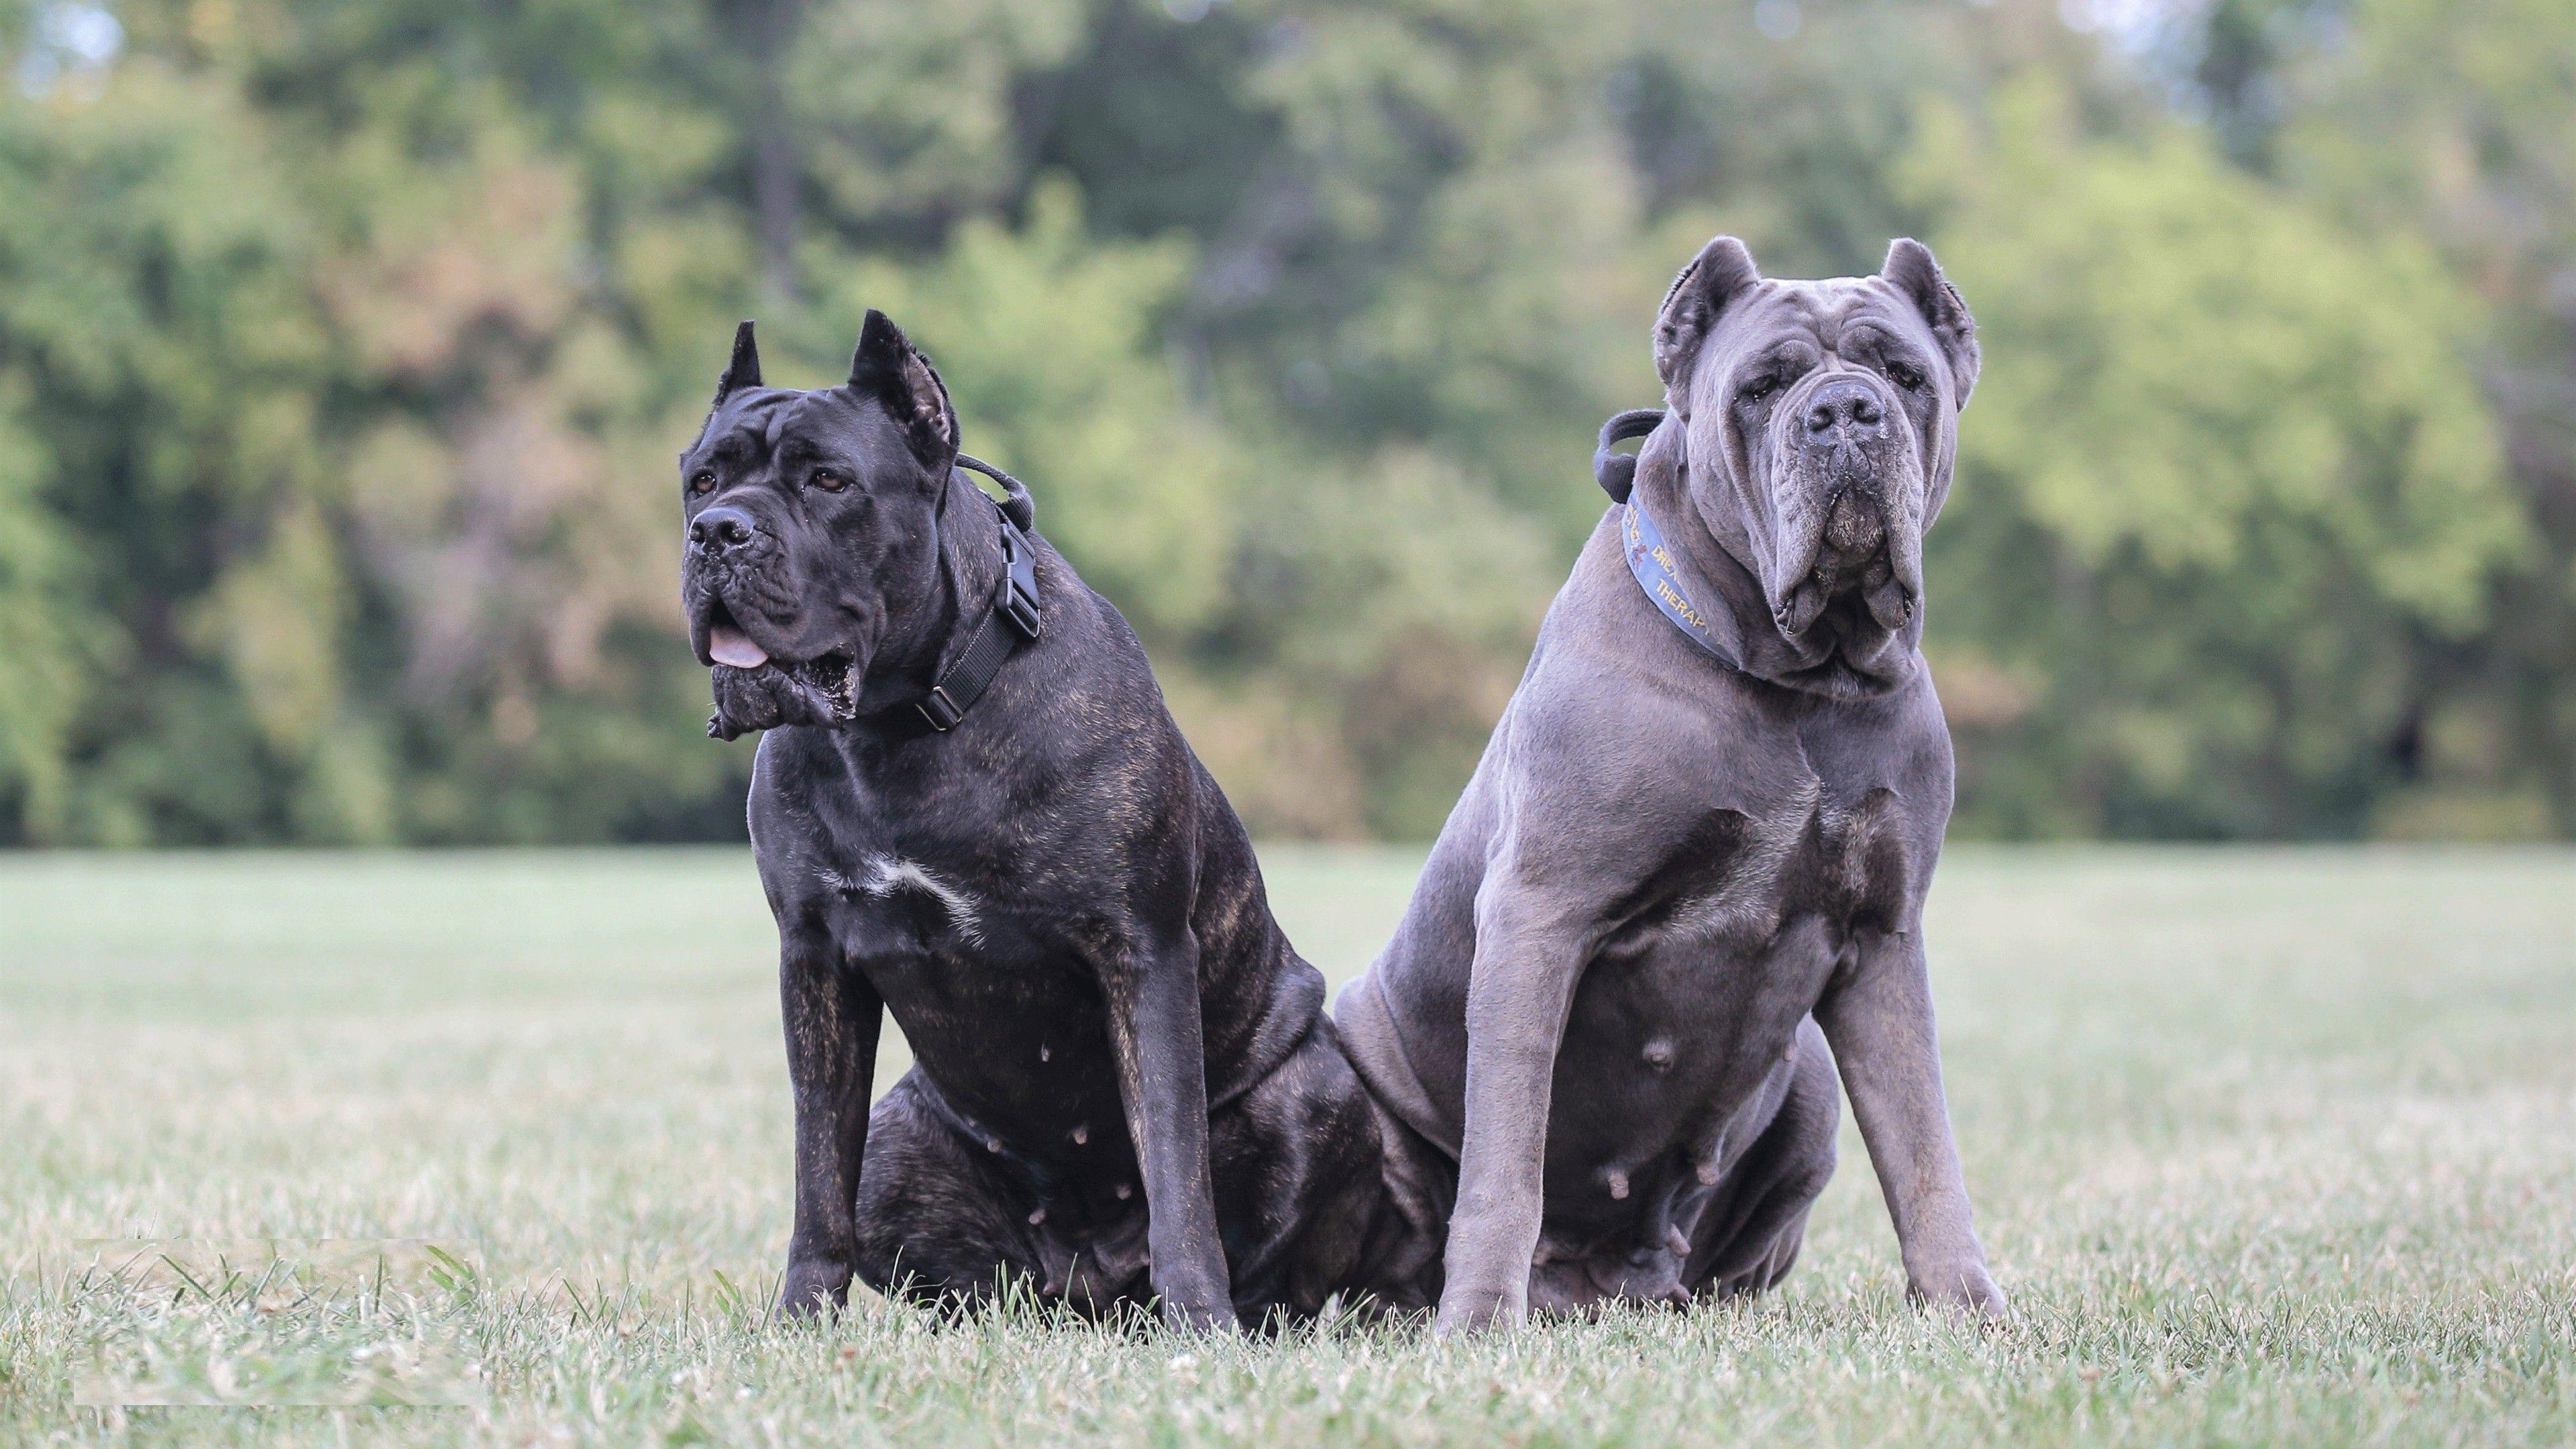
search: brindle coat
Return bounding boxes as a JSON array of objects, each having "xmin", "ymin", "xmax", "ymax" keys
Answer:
[
  {"xmin": 1335, "ymin": 237, "xmax": 2010, "ymax": 1332},
  {"xmin": 680, "ymin": 313, "xmax": 1384, "ymax": 1331}
]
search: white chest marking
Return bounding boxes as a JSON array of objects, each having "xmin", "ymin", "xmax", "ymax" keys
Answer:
[{"xmin": 830, "ymin": 855, "xmax": 983, "ymax": 944}]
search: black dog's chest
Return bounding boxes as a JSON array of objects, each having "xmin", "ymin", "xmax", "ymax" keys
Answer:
[
  {"xmin": 815, "ymin": 847, "xmax": 1078, "ymax": 1006},
  {"xmin": 821, "ymin": 851, "xmax": 996, "ymax": 959},
  {"xmin": 809, "ymin": 841, "xmax": 1130, "ymax": 1137},
  {"xmin": 797, "ymin": 759, "xmax": 1025, "ymax": 961}
]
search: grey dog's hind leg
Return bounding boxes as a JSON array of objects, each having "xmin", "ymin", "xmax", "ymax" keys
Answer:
[
  {"xmin": 849, "ymin": 1071, "xmax": 1049, "ymax": 1311},
  {"xmin": 1686, "ymin": 1018, "xmax": 1840, "ymax": 1299}
]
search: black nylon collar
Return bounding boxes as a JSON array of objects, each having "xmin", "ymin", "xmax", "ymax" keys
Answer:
[{"xmin": 874, "ymin": 455, "xmax": 1043, "ymax": 733}]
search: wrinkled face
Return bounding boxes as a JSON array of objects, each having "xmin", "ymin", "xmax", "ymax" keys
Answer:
[
  {"xmin": 1656, "ymin": 237, "xmax": 1978, "ymax": 673},
  {"xmin": 678, "ymin": 315, "xmax": 958, "ymax": 735}
]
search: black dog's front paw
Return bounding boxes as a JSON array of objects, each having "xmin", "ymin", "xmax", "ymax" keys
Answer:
[
  {"xmin": 777, "ymin": 1255, "xmax": 855, "ymax": 1321},
  {"xmin": 1158, "ymin": 1284, "xmax": 1240, "ymax": 1336}
]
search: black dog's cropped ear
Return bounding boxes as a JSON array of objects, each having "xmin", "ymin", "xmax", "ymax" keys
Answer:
[
  {"xmin": 1654, "ymin": 235, "xmax": 1762, "ymax": 396},
  {"xmin": 1881, "ymin": 238, "xmax": 1980, "ymax": 405},
  {"xmin": 712, "ymin": 320, "xmax": 761, "ymax": 407},
  {"xmin": 849, "ymin": 309, "xmax": 959, "ymax": 467}
]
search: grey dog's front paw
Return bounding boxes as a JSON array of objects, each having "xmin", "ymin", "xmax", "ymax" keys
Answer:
[
  {"xmin": 1907, "ymin": 1258, "xmax": 2010, "ymax": 1324},
  {"xmin": 1432, "ymin": 1283, "xmax": 1526, "ymax": 1338}
]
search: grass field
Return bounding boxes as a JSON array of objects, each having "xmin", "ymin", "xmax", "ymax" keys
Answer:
[{"xmin": 3, "ymin": 846, "xmax": 2572, "ymax": 1446}]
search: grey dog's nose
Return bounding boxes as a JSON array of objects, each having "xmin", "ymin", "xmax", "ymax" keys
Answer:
[
  {"xmin": 1803, "ymin": 377, "xmax": 1886, "ymax": 440},
  {"xmin": 690, "ymin": 504, "xmax": 756, "ymax": 552}
]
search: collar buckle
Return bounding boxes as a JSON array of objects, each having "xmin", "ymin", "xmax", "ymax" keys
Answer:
[
  {"xmin": 996, "ymin": 519, "xmax": 1042, "ymax": 640},
  {"xmin": 884, "ymin": 474, "xmax": 1044, "ymax": 735},
  {"xmin": 916, "ymin": 685, "xmax": 965, "ymax": 733}
]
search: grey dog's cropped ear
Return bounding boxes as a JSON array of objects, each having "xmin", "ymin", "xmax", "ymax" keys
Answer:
[
  {"xmin": 712, "ymin": 320, "xmax": 761, "ymax": 407},
  {"xmin": 1880, "ymin": 238, "xmax": 1980, "ymax": 405},
  {"xmin": 849, "ymin": 309, "xmax": 959, "ymax": 468},
  {"xmin": 1654, "ymin": 235, "xmax": 1762, "ymax": 396}
]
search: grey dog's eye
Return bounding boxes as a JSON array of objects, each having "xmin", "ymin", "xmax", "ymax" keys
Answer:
[
  {"xmin": 1888, "ymin": 361, "xmax": 1927, "ymax": 390},
  {"xmin": 1739, "ymin": 374, "xmax": 1778, "ymax": 402},
  {"xmin": 810, "ymin": 469, "xmax": 850, "ymax": 493},
  {"xmin": 688, "ymin": 470, "xmax": 717, "ymax": 496}
]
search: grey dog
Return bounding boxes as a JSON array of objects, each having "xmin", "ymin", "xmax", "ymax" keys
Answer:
[{"xmin": 1335, "ymin": 236, "xmax": 2008, "ymax": 1332}]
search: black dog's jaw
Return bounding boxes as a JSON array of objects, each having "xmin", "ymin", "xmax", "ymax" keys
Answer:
[
  {"xmin": 680, "ymin": 315, "xmax": 1387, "ymax": 1330},
  {"xmin": 705, "ymin": 656, "xmax": 852, "ymax": 739}
]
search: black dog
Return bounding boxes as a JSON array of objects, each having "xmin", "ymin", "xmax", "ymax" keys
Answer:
[{"xmin": 679, "ymin": 313, "xmax": 1385, "ymax": 1330}]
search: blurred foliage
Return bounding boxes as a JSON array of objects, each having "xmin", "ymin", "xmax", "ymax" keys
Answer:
[
  {"xmin": 1918, "ymin": 77, "xmax": 2520, "ymax": 837},
  {"xmin": 0, "ymin": 0, "xmax": 2565, "ymax": 843}
]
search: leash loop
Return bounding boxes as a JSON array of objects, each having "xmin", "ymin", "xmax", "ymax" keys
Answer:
[
  {"xmin": 1593, "ymin": 407, "xmax": 1666, "ymax": 502},
  {"xmin": 955, "ymin": 452, "xmax": 1036, "ymax": 532}
]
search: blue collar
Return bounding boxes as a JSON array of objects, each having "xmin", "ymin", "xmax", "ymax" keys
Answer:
[{"xmin": 1619, "ymin": 498, "xmax": 1745, "ymax": 672}]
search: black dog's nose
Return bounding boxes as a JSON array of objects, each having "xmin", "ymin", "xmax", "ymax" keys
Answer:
[
  {"xmin": 1803, "ymin": 378, "xmax": 1886, "ymax": 439},
  {"xmin": 690, "ymin": 504, "xmax": 756, "ymax": 553}
]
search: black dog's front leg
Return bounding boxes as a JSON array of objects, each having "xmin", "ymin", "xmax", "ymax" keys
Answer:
[
  {"xmin": 777, "ymin": 932, "xmax": 883, "ymax": 1319},
  {"xmin": 1102, "ymin": 929, "xmax": 1235, "ymax": 1332}
]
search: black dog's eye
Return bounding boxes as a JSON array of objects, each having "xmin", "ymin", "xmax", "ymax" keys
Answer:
[
  {"xmin": 1888, "ymin": 360, "xmax": 1927, "ymax": 391},
  {"xmin": 688, "ymin": 470, "xmax": 717, "ymax": 496},
  {"xmin": 810, "ymin": 469, "xmax": 850, "ymax": 494}
]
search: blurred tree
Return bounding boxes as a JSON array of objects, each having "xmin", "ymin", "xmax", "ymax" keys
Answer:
[
  {"xmin": 0, "ymin": 58, "xmax": 337, "ymax": 841},
  {"xmin": 833, "ymin": 182, "xmax": 1239, "ymax": 639},
  {"xmin": 1916, "ymin": 78, "xmax": 2524, "ymax": 837},
  {"xmin": 0, "ymin": 0, "xmax": 2563, "ymax": 843},
  {"xmin": 2272, "ymin": 0, "xmax": 2576, "ymax": 834}
]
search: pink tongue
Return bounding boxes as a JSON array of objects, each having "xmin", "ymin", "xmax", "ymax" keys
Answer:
[{"xmin": 709, "ymin": 625, "xmax": 769, "ymax": 669}]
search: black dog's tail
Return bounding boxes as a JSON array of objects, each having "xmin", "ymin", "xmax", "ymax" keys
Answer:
[
  {"xmin": 957, "ymin": 453, "xmax": 1036, "ymax": 532},
  {"xmin": 1593, "ymin": 408, "xmax": 1666, "ymax": 503}
]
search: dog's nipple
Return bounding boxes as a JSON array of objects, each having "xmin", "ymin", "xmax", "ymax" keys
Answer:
[
  {"xmin": 1070, "ymin": 1124, "xmax": 1089, "ymax": 1146},
  {"xmin": 1607, "ymin": 1169, "xmax": 1630, "ymax": 1201}
]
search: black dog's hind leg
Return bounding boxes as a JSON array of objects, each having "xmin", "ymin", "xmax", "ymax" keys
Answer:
[
  {"xmin": 1101, "ymin": 926, "xmax": 1236, "ymax": 1332},
  {"xmin": 1205, "ymin": 1024, "xmax": 1392, "ymax": 1323},
  {"xmin": 851, "ymin": 1072, "xmax": 1052, "ymax": 1311},
  {"xmin": 777, "ymin": 928, "xmax": 884, "ymax": 1318}
]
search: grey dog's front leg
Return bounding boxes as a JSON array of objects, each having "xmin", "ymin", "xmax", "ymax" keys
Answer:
[
  {"xmin": 1816, "ymin": 931, "xmax": 2006, "ymax": 1320},
  {"xmin": 1102, "ymin": 929, "xmax": 1236, "ymax": 1332},
  {"xmin": 777, "ymin": 933, "xmax": 884, "ymax": 1318},
  {"xmin": 1438, "ymin": 875, "xmax": 1591, "ymax": 1335}
]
